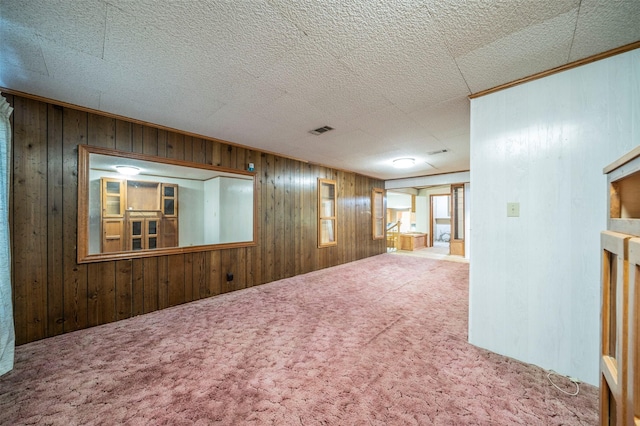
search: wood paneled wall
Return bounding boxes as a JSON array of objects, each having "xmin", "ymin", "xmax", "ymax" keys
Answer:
[{"xmin": 6, "ymin": 94, "xmax": 386, "ymax": 345}]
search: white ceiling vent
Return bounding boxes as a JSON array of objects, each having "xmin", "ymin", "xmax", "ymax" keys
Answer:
[
  {"xmin": 309, "ymin": 126, "xmax": 334, "ymax": 135},
  {"xmin": 427, "ymin": 149, "xmax": 449, "ymax": 155}
]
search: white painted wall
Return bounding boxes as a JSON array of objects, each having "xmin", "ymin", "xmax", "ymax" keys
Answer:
[
  {"xmin": 218, "ymin": 177, "xmax": 253, "ymax": 243},
  {"xmin": 203, "ymin": 178, "xmax": 219, "ymax": 244},
  {"xmin": 469, "ymin": 49, "xmax": 640, "ymax": 385}
]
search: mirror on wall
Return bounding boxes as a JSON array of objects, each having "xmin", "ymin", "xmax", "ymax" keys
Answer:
[{"xmin": 77, "ymin": 145, "xmax": 256, "ymax": 263}]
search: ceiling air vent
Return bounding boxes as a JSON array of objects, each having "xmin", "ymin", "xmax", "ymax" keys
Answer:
[
  {"xmin": 309, "ymin": 126, "xmax": 334, "ymax": 135},
  {"xmin": 427, "ymin": 149, "xmax": 449, "ymax": 155}
]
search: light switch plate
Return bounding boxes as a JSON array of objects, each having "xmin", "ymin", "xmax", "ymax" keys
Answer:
[{"xmin": 507, "ymin": 202, "xmax": 520, "ymax": 217}]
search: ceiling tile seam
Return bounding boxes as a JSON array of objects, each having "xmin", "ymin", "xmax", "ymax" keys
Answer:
[
  {"xmin": 101, "ymin": 1, "xmax": 109, "ymax": 60},
  {"xmin": 567, "ymin": 0, "xmax": 583, "ymax": 63},
  {"xmin": 35, "ymin": 34, "xmax": 51, "ymax": 78},
  {"xmin": 426, "ymin": 10, "xmax": 472, "ymax": 95}
]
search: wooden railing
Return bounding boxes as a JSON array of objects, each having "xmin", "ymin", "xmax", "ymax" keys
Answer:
[{"xmin": 386, "ymin": 221, "xmax": 401, "ymax": 251}]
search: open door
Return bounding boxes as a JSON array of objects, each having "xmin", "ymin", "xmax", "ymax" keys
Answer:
[{"xmin": 450, "ymin": 184, "xmax": 465, "ymax": 256}]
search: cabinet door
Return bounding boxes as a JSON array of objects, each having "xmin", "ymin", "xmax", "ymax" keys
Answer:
[
  {"xmin": 102, "ymin": 219, "xmax": 124, "ymax": 253},
  {"xmin": 129, "ymin": 219, "xmax": 144, "ymax": 251},
  {"xmin": 101, "ymin": 178, "xmax": 125, "ymax": 218},
  {"xmin": 146, "ymin": 219, "xmax": 158, "ymax": 250},
  {"xmin": 162, "ymin": 218, "xmax": 179, "ymax": 248},
  {"xmin": 162, "ymin": 184, "xmax": 178, "ymax": 217}
]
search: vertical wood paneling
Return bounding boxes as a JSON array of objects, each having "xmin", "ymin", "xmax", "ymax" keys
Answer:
[
  {"xmin": 12, "ymin": 96, "xmax": 48, "ymax": 344},
  {"xmin": 8, "ymin": 94, "xmax": 386, "ymax": 345},
  {"xmin": 274, "ymin": 156, "xmax": 285, "ymax": 280},
  {"xmin": 192, "ymin": 251, "xmax": 207, "ymax": 299},
  {"xmin": 115, "ymin": 119, "xmax": 133, "ymax": 152},
  {"xmin": 208, "ymin": 251, "xmax": 221, "ymax": 296},
  {"xmin": 184, "ymin": 253, "xmax": 193, "ymax": 303},
  {"xmin": 62, "ymin": 108, "xmax": 88, "ymax": 333},
  {"xmin": 87, "ymin": 262, "xmax": 116, "ymax": 327},
  {"xmin": 142, "ymin": 257, "xmax": 158, "ymax": 313},
  {"xmin": 87, "ymin": 114, "xmax": 115, "ymax": 149},
  {"xmin": 115, "ymin": 260, "xmax": 132, "ymax": 320},
  {"xmin": 47, "ymin": 104, "xmax": 65, "ymax": 337},
  {"xmin": 167, "ymin": 254, "xmax": 185, "ymax": 307},
  {"xmin": 157, "ymin": 256, "xmax": 168, "ymax": 309},
  {"xmin": 131, "ymin": 259, "xmax": 144, "ymax": 316}
]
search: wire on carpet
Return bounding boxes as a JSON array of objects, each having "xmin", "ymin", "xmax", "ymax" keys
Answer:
[{"xmin": 547, "ymin": 370, "xmax": 580, "ymax": 396}]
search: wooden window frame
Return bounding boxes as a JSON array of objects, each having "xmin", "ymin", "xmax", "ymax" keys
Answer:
[
  {"xmin": 372, "ymin": 187, "xmax": 385, "ymax": 240},
  {"xmin": 318, "ymin": 178, "xmax": 337, "ymax": 248}
]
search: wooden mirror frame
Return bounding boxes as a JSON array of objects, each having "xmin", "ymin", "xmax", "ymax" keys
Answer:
[{"xmin": 77, "ymin": 145, "xmax": 257, "ymax": 263}]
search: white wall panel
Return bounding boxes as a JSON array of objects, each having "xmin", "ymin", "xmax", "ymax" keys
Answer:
[{"xmin": 469, "ymin": 49, "xmax": 640, "ymax": 385}]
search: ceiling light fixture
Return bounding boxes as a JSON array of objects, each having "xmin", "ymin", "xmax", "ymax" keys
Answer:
[
  {"xmin": 115, "ymin": 165, "xmax": 141, "ymax": 176},
  {"xmin": 392, "ymin": 158, "xmax": 415, "ymax": 169}
]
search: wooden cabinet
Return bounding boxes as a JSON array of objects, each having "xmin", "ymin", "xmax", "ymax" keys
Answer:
[
  {"xmin": 601, "ymin": 146, "xmax": 640, "ymax": 425},
  {"xmin": 399, "ymin": 233, "xmax": 428, "ymax": 251},
  {"xmin": 126, "ymin": 211, "xmax": 160, "ymax": 251},
  {"xmin": 100, "ymin": 178, "xmax": 179, "ymax": 253},
  {"xmin": 101, "ymin": 178, "xmax": 125, "ymax": 217},
  {"xmin": 318, "ymin": 178, "xmax": 337, "ymax": 248}
]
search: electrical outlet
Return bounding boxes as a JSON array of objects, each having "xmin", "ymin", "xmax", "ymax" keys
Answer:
[{"xmin": 507, "ymin": 202, "xmax": 520, "ymax": 217}]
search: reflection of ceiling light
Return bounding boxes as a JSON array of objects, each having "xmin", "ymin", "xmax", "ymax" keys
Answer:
[
  {"xmin": 115, "ymin": 165, "xmax": 141, "ymax": 175},
  {"xmin": 392, "ymin": 158, "xmax": 415, "ymax": 169}
]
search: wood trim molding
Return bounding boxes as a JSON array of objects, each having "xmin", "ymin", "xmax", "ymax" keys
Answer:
[{"xmin": 469, "ymin": 40, "xmax": 640, "ymax": 99}]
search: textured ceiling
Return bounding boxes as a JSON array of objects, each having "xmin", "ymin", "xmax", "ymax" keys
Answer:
[{"xmin": 1, "ymin": 0, "xmax": 639, "ymax": 180}]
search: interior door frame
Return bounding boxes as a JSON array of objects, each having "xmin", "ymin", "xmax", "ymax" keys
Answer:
[
  {"xmin": 450, "ymin": 183, "xmax": 465, "ymax": 256},
  {"xmin": 429, "ymin": 192, "xmax": 451, "ymax": 248}
]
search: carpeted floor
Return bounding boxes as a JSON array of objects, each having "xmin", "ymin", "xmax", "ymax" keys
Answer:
[{"xmin": 0, "ymin": 254, "xmax": 597, "ymax": 425}]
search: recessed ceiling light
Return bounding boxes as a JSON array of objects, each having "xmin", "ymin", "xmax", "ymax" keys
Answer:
[
  {"xmin": 115, "ymin": 165, "xmax": 141, "ymax": 175},
  {"xmin": 392, "ymin": 158, "xmax": 415, "ymax": 169}
]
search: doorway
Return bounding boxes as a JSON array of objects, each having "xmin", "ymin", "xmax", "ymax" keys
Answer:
[
  {"xmin": 449, "ymin": 184, "xmax": 465, "ymax": 257},
  {"xmin": 430, "ymin": 194, "xmax": 450, "ymax": 253}
]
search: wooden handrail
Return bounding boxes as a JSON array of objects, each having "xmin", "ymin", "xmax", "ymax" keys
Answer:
[{"xmin": 387, "ymin": 221, "xmax": 401, "ymax": 232}]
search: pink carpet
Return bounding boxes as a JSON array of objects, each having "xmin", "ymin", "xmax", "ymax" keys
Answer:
[{"xmin": 0, "ymin": 254, "xmax": 597, "ymax": 424}]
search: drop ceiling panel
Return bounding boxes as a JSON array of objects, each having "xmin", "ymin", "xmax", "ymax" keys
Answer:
[
  {"xmin": 1, "ymin": 0, "xmax": 638, "ymax": 182},
  {"xmin": 409, "ymin": 96, "xmax": 470, "ymax": 141},
  {"xmin": 339, "ymin": 8, "xmax": 470, "ymax": 113},
  {"xmin": 0, "ymin": 61, "xmax": 101, "ymax": 110},
  {"xmin": 428, "ymin": 0, "xmax": 580, "ymax": 58},
  {"xmin": 456, "ymin": 11, "xmax": 578, "ymax": 93},
  {"xmin": 349, "ymin": 105, "xmax": 440, "ymax": 148},
  {"xmin": 569, "ymin": 0, "xmax": 640, "ymax": 61},
  {"xmin": 105, "ymin": 0, "xmax": 300, "ymax": 80},
  {"xmin": 267, "ymin": 0, "xmax": 428, "ymax": 59},
  {"xmin": 1, "ymin": 0, "xmax": 107, "ymax": 58},
  {"xmin": 0, "ymin": 21, "xmax": 48, "ymax": 76}
]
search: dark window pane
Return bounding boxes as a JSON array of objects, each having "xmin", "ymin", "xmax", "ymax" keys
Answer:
[
  {"xmin": 164, "ymin": 199, "xmax": 174, "ymax": 215},
  {"xmin": 132, "ymin": 221, "xmax": 142, "ymax": 236}
]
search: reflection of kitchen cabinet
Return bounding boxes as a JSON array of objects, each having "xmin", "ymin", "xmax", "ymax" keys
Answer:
[
  {"xmin": 102, "ymin": 178, "xmax": 125, "ymax": 217},
  {"xmin": 318, "ymin": 178, "xmax": 337, "ymax": 248},
  {"xmin": 162, "ymin": 184, "xmax": 178, "ymax": 217},
  {"xmin": 102, "ymin": 219, "xmax": 124, "ymax": 252},
  {"xmin": 100, "ymin": 178, "xmax": 178, "ymax": 253},
  {"xmin": 126, "ymin": 211, "xmax": 160, "ymax": 251}
]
